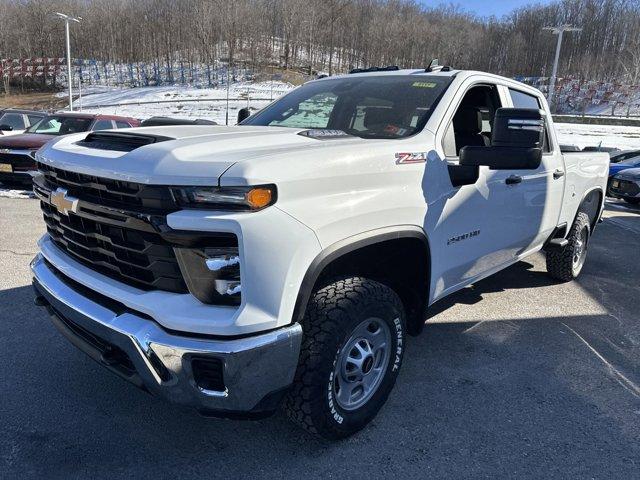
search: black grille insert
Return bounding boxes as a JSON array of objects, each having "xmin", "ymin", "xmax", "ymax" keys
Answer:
[
  {"xmin": 41, "ymin": 200, "xmax": 188, "ymax": 293},
  {"xmin": 37, "ymin": 162, "xmax": 177, "ymax": 212}
]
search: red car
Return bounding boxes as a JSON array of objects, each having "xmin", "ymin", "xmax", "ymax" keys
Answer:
[{"xmin": 0, "ymin": 112, "xmax": 140, "ymax": 185}]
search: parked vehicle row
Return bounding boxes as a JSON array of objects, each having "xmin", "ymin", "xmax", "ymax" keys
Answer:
[{"xmin": 0, "ymin": 113, "xmax": 139, "ymax": 185}]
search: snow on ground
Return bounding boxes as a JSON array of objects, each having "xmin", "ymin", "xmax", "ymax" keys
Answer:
[
  {"xmin": 0, "ymin": 188, "xmax": 34, "ymax": 199},
  {"xmin": 555, "ymin": 123, "xmax": 640, "ymax": 150}
]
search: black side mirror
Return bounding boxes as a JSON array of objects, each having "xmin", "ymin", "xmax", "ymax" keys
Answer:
[
  {"xmin": 460, "ymin": 108, "xmax": 544, "ymax": 170},
  {"xmin": 237, "ymin": 108, "xmax": 250, "ymax": 124},
  {"xmin": 0, "ymin": 124, "xmax": 13, "ymax": 131}
]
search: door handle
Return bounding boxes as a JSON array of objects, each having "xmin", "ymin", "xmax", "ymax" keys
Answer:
[
  {"xmin": 553, "ymin": 169, "xmax": 565, "ymax": 179},
  {"xmin": 506, "ymin": 175, "xmax": 523, "ymax": 185}
]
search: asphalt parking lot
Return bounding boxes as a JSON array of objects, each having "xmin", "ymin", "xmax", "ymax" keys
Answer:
[{"xmin": 1, "ymin": 193, "xmax": 639, "ymax": 479}]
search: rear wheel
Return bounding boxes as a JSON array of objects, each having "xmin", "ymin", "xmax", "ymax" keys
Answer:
[
  {"xmin": 284, "ymin": 277, "xmax": 405, "ymax": 439},
  {"xmin": 546, "ymin": 212, "xmax": 591, "ymax": 281}
]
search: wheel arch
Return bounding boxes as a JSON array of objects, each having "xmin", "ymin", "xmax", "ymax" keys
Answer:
[
  {"xmin": 576, "ymin": 186, "xmax": 604, "ymax": 231},
  {"xmin": 292, "ymin": 226, "xmax": 432, "ymax": 335}
]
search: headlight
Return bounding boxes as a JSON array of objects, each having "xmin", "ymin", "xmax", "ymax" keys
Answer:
[
  {"xmin": 174, "ymin": 246, "xmax": 241, "ymax": 306},
  {"xmin": 171, "ymin": 185, "xmax": 276, "ymax": 211}
]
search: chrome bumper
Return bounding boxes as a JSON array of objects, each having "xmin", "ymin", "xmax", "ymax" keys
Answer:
[{"xmin": 31, "ymin": 254, "xmax": 302, "ymax": 416}]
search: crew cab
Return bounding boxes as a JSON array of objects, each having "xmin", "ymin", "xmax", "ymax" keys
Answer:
[
  {"xmin": 30, "ymin": 68, "xmax": 609, "ymax": 439},
  {"xmin": 0, "ymin": 112, "xmax": 139, "ymax": 185}
]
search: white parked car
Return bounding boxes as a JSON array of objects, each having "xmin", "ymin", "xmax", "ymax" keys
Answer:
[
  {"xmin": 0, "ymin": 108, "xmax": 46, "ymax": 136},
  {"xmin": 31, "ymin": 67, "xmax": 609, "ymax": 439}
]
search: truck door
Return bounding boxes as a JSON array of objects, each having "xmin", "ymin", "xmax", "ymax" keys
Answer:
[
  {"xmin": 427, "ymin": 81, "xmax": 551, "ymax": 302},
  {"xmin": 506, "ymin": 88, "xmax": 565, "ymax": 248}
]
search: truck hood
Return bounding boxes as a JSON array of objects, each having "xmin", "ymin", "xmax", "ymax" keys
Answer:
[
  {"xmin": 36, "ymin": 125, "xmax": 375, "ymax": 185},
  {"xmin": 0, "ymin": 133, "xmax": 52, "ymax": 150}
]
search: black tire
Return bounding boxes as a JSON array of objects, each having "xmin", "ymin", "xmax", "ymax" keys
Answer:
[
  {"xmin": 284, "ymin": 277, "xmax": 406, "ymax": 439},
  {"xmin": 546, "ymin": 212, "xmax": 591, "ymax": 282},
  {"xmin": 623, "ymin": 197, "xmax": 640, "ymax": 205}
]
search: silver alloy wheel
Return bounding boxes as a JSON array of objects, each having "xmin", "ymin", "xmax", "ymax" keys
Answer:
[
  {"xmin": 572, "ymin": 226, "xmax": 588, "ymax": 274},
  {"xmin": 333, "ymin": 317, "xmax": 391, "ymax": 411}
]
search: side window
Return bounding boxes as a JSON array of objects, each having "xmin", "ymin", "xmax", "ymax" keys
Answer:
[
  {"xmin": 92, "ymin": 119, "xmax": 114, "ymax": 131},
  {"xmin": 0, "ymin": 113, "xmax": 26, "ymax": 130},
  {"xmin": 509, "ymin": 88, "xmax": 552, "ymax": 153},
  {"xmin": 115, "ymin": 121, "xmax": 132, "ymax": 129},
  {"xmin": 27, "ymin": 115, "xmax": 44, "ymax": 126},
  {"xmin": 509, "ymin": 89, "xmax": 540, "ymax": 109},
  {"xmin": 444, "ymin": 84, "xmax": 501, "ymax": 157},
  {"xmin": 270, "ymin": 92, "xmax": 337, "ymax": 128}
]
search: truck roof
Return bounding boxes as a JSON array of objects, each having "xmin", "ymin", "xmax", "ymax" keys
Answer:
[
  {"xmin": 312, "ymin": 68, "xmax": 544, "ymax": 100},
  {"xmin": 318, "ymin": 68, "xmax": 461, "ymax": 80}
]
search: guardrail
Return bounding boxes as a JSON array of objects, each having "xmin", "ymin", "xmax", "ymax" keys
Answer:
[
  {"xmin": 553, "ymin": 114, "xmax": 640, "ymax": 127},
  {"xmin": 79, "ymin": 97, "xmax": 276, "ymax": 109}
]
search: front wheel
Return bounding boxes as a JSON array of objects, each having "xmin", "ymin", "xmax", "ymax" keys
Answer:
[
  {"xmin": 284, "ymin": 277, "xmax": 406, "ymax": 439},
  {"xmin": 546, "ymin": 212, "xmax": 591, "ymax": 281}
]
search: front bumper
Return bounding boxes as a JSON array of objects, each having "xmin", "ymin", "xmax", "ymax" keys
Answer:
[
  {"xmin": 609, "ymin": 179, "xmax": 640, "ymax": 200},
  {"xmin": 31, "ymin": 253, "xmax": 303, "ymax": 416}
]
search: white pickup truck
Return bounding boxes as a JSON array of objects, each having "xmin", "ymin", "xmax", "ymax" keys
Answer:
[{"xmin": 31, "ymin": 67, "xmax": 609, "ymax": 439}]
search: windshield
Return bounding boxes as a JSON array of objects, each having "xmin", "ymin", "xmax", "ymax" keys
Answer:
[
  {"xmin": 26, "ymin": 116, "xmax": 92, "ymax": 135},
  {"xmin": 242, "ymin": 75, "xmax": 452, "ymax": 139}
]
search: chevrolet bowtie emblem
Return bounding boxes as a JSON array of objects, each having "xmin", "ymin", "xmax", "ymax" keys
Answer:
[{"xmin": 50, "ymin": 188, "xmax": 79, "ymax": 216}]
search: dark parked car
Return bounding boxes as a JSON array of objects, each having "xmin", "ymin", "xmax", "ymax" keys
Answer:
[
  {"xmin": 609, "ymin": 149, "xmax": 640, "ymax": 164},
  {"xmin": 0, "ymin": 112, "xmax": 140, "ymax": 185},
  {"xmin": 0, "ymin": 108, "xmax": 46, "ymax": 136},
  {"xmin": 560, "ymin": 144, "xmax": 581, "ymax": 152},
  {"xmin": 139, "ymin": 116, "xmax": 217, "ymax": 127},
  {"xmin": 582, "ymin": 145, "xmax": 620, "ymax": 153},
  {"xmin": 609, "ymin": 168, "xmax": 640, "ymax": 205}
]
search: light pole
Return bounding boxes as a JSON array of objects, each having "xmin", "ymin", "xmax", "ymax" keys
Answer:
[
  {"xmin": 543, "ymin": 25, "xmax": 582, "ymax": 110},
  {"xmin": 55, "ymin": 12, "xmax": 81, "ymax": 111}
]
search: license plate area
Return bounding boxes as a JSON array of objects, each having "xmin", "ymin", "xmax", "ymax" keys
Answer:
[{"xmin": 0, "ymin": 163, "xmax": 12, "ymax": 173}]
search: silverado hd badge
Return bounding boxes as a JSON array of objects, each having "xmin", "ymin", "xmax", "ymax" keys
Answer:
[{"xmin": 447, "ymin": 230, "xmax": 480, "ymax": 245}]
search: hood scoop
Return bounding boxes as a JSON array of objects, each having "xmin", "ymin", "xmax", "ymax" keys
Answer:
[{"xmin": 75, "ymin": 131, "xmax": 174, "ymax": 152}]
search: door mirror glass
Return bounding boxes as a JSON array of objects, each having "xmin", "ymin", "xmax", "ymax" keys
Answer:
[
  {"xmin": 459, "ymin": 108, "xmax": 544, "ymax": 170},
  {"xmin": 237, "ymin": 108, "xmax": 251, "ymax": 124}
]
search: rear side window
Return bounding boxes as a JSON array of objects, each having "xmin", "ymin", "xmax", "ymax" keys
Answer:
[
  {"xmin": 509, "ymin": 88, "xmax": 552, "ymax": 153},
  {"xmin": 27, "ymin": 114, "xmax": 44, "ymax": 126},
  {"xmin": 115, "ymin": 121, "xmax": 132, "ymax": 129},
  {"xmin": 509, "ymin": 89, "xmax": 540, "ymax": 109},
  {"xmin": 92, "ymin": 119, "xmax": 114, "ymax": 131}
]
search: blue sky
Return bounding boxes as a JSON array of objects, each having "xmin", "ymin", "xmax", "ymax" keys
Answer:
[{"xmin": 430, "ymin": 0, "xmax": 554, "ymax": 17}]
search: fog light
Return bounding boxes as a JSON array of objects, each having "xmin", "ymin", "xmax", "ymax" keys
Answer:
[{"xmin": 174, "ymin": 246, "xmax": 241, "ymax": 306}]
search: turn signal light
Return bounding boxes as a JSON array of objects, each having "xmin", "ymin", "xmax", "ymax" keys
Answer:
[{"xmin": 246, "ymin": 187, "xmax": 273, "ymax": 209}]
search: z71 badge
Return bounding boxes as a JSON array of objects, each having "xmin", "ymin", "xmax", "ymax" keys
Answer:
[{"xmin": 395, "ymin": 152, "xmax": 427, "ymax": 164}]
